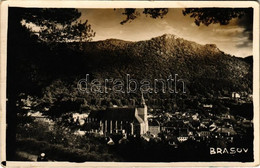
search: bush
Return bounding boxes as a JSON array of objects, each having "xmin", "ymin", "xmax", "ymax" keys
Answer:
[
  {"xmin": 16, "ymin": 138, "xmax": 117, "ymax": 162},
  {"xmin": 16, "ymin": 118, "xmax": 118, "ymax": 161}
]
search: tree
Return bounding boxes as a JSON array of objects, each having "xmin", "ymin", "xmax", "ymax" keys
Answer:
[
  {"xmin": 182, "ymin": 8, "xmax": 247, "ymax": 26},
  {"xmin": 118, "ymin": 7, "xmax": 253, "ymax": 52},
  {"xmin": 21, "ymin": 8, "xmax": 95, "ymax": 43},
  {"xmin": 120, "ymin": 8, "xmax": 252, "ymax": 26},
  {"xmin": 120, "ymin": 8, "xmax": 168, "ymax": 25},
  {"xmin": 182, "ymin": 8, "xmax": 253, "ymax": 40},
  {"xmin": 119, "ymin": 8, "xmax": 253, "ymax": 40},
  {"xmin": 6, "ymin": 8, "xmax": 95, "ymax": 160}
]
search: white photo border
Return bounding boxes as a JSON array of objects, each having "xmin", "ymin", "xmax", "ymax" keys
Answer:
[{"xmin": 0, "ymin": 1, "xmax": 259, "ymax": 167}]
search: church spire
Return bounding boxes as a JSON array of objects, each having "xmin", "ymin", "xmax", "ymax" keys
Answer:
[{"xmin": 141, "ymin": 92, "xmax": 146, "ymax": 106}]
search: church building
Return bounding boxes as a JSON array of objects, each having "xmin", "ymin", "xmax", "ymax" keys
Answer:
[{"xmin": 87, "ymin": 94, "xmax": 149, "ymax": 136}]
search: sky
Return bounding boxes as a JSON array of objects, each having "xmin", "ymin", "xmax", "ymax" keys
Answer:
[{"xmin": 78, "ymin": 8, "xmax": 253, "ymax": 58}]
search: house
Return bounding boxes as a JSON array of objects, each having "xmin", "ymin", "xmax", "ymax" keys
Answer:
[
  {"xmin": 148, "ymin": 120, "xmax": 160, "ymax": 137},
  {"xmin": 216, "ymin": 127, "xmax": 237, "ymax": 136},
  {"xmin": 197, "ymin": 131, "xmax": 211, "ymax": 138},
  {"xmin": 231, "ymin": 92, "xmax": 241, "ymax": 99},
  {"xmin": 203, "ymin": 104, "xmax": 213, "ymax": 108},
  {"xmin": 177, "ymin": 128, "xmax": 189, "ymax": 142}
]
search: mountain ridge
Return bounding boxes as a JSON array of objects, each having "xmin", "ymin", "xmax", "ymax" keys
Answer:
[
  {"xmin": 50, "ymin": 33, "xmax": 253, "ymax": 96},
  {"xmin": 69, "ymin": 33, "xmax": 251, "ymax": 94},
  {"xmin": 89, "ymin": 33, "xmax": 223, "ymax": 57}
]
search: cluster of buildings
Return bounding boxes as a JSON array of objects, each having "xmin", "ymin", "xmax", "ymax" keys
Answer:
[
  {"xmin": 145, "ymin": 102, "xmax": 252, "ymax": 147},
  {"xmin": 67, "ymin": 92, "xmax": 252, "ymax": 147},
  {"xmin": 18, "ymin": 88, "xmax": 253, "ymax": 150}
]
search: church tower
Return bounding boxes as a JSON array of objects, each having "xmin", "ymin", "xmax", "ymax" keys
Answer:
[{"xmin": 137, "ymin": 92, "xmax": 149, "ymax": 133}]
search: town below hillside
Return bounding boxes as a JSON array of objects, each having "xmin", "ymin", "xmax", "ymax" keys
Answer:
[{"xmin": 15, "ymin": 90, "xmax": 253, "ymax": 162}]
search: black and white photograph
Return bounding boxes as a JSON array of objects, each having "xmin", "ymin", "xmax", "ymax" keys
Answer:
[{"xmin": 0, "ymin": 1, "xmax": 259, "ymax": 167}]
